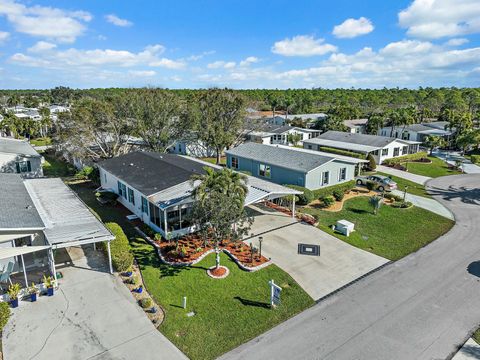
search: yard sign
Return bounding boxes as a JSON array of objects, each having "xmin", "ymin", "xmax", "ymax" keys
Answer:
[{"xmin": 269, "ymin": 279, "xmax": 282, "ymax": 307}]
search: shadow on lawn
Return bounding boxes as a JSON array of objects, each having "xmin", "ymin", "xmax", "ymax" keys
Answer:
[
  {"xmin": 350, "ymin": 208, "xmax": 371, "ymax": 215},
  {"xmin": 234, "ymin": 296, "xmax": 270, "ymax": 309}
]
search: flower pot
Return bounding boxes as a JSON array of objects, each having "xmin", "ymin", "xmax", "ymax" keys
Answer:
[
  {"xmin": 123, "ymin": 271, "xmax": 133, "ymax": 277},
  {"xmin": 136, "ymin": 286, "xmax": 143, "ymax": 294},
  {"xmin": 30, "ymin": 293, "xmax": 37, "ymax": 302},
  {"xmin": 47, "ymin": 287, "xmax": 54, "ymax": 296},
  {"xmin": 150, "ymin": 307, "xmax": 157, "ymax": 314},
  {"xmin": 10, "ymin": 298, "xmax": 18, "ymax": 308}
]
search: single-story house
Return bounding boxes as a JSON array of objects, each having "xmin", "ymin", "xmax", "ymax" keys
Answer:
[
  {"xmin": 225, "ymin": 142, "xmax": 366, "ymax": 190},
  {"xmin": 169, "ymin": 139, "xmax": 216, "ymax": 158},
  {"xmin": 379, "ymin": 121, "xmax": 453, "ymax": 142},
  {"xmin": 98, "ymin": 152, "xmax": 300, "ymax": 238},
  {"xmin": 0, "ymin": 173, "xmax": 114, "ymax": 298},
  {"xmin": 303, "ymin": 131, "xmax": 421, "ymax": 165},
  {"xmin": 0, "ymin": 137, "xmax": 43, "ymax": 177},
  {"xmin": 343, "ymin": 119, "xmax": 368, "ymax": 134},
  {"xmin": 245, "ymin": 124, "xmax": 321, "ymax": 146}
]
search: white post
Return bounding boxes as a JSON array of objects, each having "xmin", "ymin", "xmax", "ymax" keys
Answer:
[
  {"xmin": 163, "ymin": 209, "xmax": 168, "ymax": 237},
  {"xmin": 20, "ymin": 252, "xmax": 28, "ymax": 288},
  {"xmin": 49, "ymin": 248, "xmax": 58, "ymax": 287},
  {"xmin": 292, "ymin": 196, "xmax": 296, "ymax": 218},
  {"xmin": 93, "ymin": 242, "xmax": 96, "ymax": 251},
  {"xmin": 182, "ymin": 296, "xmax": 187, "ymax": 309},
  {"xmin": 107, "ymin": 241, "xmax": 113, "ymax": 274}
]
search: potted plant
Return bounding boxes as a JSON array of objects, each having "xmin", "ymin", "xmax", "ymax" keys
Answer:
[
  {"xmin": 123, "ymin": 265, "xmax": 133, "ymax": 277},
  {"xmin": 135, "ymin": 285, "xmax": 143, "ymax": 294},
  {"xmin": 28, "ymin": 283, "xmax": 39, "ymax": 302},
  {"xmin": 43, "ymin": 275, "xmax": 55, "ymax": 296},
  {"xmin": 8, "ymin": 283, "xmax": 21, "ymax": 308}
]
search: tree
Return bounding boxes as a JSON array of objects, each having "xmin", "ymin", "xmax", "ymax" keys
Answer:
[
  {"xmin": 456, "ymin": 129, "xmax": 480, "ymax": 154},
  {"xmin": 38, "ymin": 107, "xmax": 51, "ymax": 137},
  {"xmin": 366, "ymin": 113, "xmax": 386, "ymax": 135},
  {"xmin": 369, "ymin": 195, "xmax": 382, "ymax": 215},
  {"xmin": 318, "ymin": 114, "xmax": 347, "ymax": 132},
  {"xmin": 55, "ymin": 97, "xmax": 132, "ymax": 161},
  {"xmin": 367, "ymin": 153, "xmax": 377, "ymax": 170},
  {"xmin": 266, "ymin": 92, "xmax": 280, "ymax": 118},
  {"xmin": 50, "ymin": 86, "xmax": 75, "ymax": 105},
  {"xmin": 190, "ymin": 168, "xmax": 253, "ymax": 270},
  {"xmin": 191, "ymin": 89, "xmax": 247, "ymax": 164},
  {"xmin": 128, "ymin": 88, "xmax": 186, "ymax": 152},
  {"xmin": 423, "ymin": 135, "xmax": 447, "ymax": 155},
  {"xmin": 287, "ymin": 133, "xmax": 302, "ymax": 146}
]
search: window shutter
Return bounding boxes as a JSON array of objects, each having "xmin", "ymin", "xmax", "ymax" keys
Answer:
[{"xmin": 27, "ymin": 161, "xmax": 31, "ymax": 172}]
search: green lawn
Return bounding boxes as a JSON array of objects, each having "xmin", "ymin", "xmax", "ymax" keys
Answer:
[
  {"xmin": 376, "ymin": 172, "xmax": 431, "ymax": 198},
  {"xmin": 302, "ymin": 197, "xmax": 454, "ymax": 261},
  {"xmin": 200, "ymin": 156, "xmax": 226, "ymax": 166},
  {"xmin": 42, "ymin": 153, "xmax": 76, "ymax": 177},
  {"xmin": 401, "ymin": 156, "xmax": 461, "ymax": 178},
  {"xmin": 30, "ymin": 137, "xmax": 52, "ymax": 147},
  {"xmin": 71, "ymin": 182, "xmax": 314, "ymax": 360}
]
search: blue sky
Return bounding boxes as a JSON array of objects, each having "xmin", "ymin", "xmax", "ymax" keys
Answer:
[{"xmin": 0, "ymin": 0, "xmax": 479, "ymax": 89}]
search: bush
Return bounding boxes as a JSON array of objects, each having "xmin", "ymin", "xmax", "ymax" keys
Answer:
[
  {"xmin": 285, "ymin": 185, "xmax": 314, "ymax": 205},
  {"xmin": 366, "ymin": 180, "xmax": 377, "ymax": 191},
  {"xmin": 391, "ymin": 201, "xmax": 413, "ymax": 209},
  {"xmin": 332, "ymin": 189, "xmax": 345, "ymax": 201},
  {"xmin": 471, "ymin": 155, "xmax": 480, "ymax": 164},
  {"xmin": 383, "ymin": 151, "xmax": 428, "ymax": 166},
  {"xmin": 104, "ymin": 223, "xmax": 134, "ymax": 272},
  {"xmin": 76, "ymin": 166, "xmax": 100, "ymax": 184},
  {"xmin": 313, "ymin": 180, "xmax": 355, "ymax": 200},
  {"xmin": 367, "ymin": 153, "xmax": 376, "ymax": 170},
  {"xmin": 139, "ymin": 298, "xmax": 153, "ymax": 308},
  {"xmin": 384, "ymin": 193, "xmax": 403, "ymax": 202},
  {"xmin": 322, "ymin": 195, "xmax": 335, "ymax": 207},
  {"xmin": 318, "ymin": 146, "xmax": 366, "ymax": 159},
  {"xmin": 0, "ymin": 302, "xmax": 10, "ymax": 331}
]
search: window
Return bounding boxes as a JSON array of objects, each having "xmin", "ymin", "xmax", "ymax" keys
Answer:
[
  {"xmin": 322, "ymin": 171, "xmax": 330, "ymax": 186},
  {"xmin": 141, "ymin": 197, "xmax": 148, "ymax": 214},
  {"xmin": 382, "ymin": 148, "xmax": 389, "ymax": 156},
  {"xmin": 15, "ymin": 161, "xmax": 31, "ymax": 173},
  {"xmin": 307, "ymin": 145, "xmax": 312, "ymax": 150},
  {"xmin": 128, "ymin": 188, "xmax": 135, "ymax": 205},
  {"xmin": 371, "ymin": 150, "xmax": 379, "ymax": 156},
  {"xmin": 231, "ymin": 157, "xmax": 239, "ymax": 169},
  {"xmin": 259, "ymin": 163, "xmax": 271, "ymax": 178},
  {"xmin": 393, "ymin": 147, "xmax": 400, "ymax": 157},
  {"xmin": 339, "ymin": 167, "xmax": 347, "ymax": 181},
  {"xmin": 402, "ymin": 146, "xmax": 408, "ymax": 155},
  {"xmin": 117, "ymin": 181, "xmax": 127, "ymax": 199}
]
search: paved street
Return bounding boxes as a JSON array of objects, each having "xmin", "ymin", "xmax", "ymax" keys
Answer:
[
  {"xmin": 221, "ymin": 174, "xmax": 480, "ymax": 360},
  {"xmin": 3, "ymin": 246, "xmax": 187, "ymax": 360},
  {"xmin": 433, "ymin": 150, "xmax": 480, "ymax": 174}
]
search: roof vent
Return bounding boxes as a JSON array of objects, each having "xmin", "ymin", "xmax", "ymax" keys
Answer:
[
  {"xmin": 129, "ymin": 163, "xmax": 134, "ymax": 166},
  {"xmin": 26, "ymin": 205, "xmax": 32, "ymax": 210}
]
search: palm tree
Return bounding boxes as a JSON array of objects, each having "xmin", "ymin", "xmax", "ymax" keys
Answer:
[{"xmin": 369, "ymin": 195, "xmax": 383, "ymax": 215}]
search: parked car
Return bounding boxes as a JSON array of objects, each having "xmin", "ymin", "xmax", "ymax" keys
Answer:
[{"xmin": 355, "ymin": 175, "xmax": 397, "ymax": 192}]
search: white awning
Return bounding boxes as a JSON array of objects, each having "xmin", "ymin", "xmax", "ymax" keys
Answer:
[
  {"xmin": 0, "ymin": 245, "xmax": 50, "ymax": 261},
  {"xmin": 0, "ymin": 234, "xmax": 34, "ymax": 244}
]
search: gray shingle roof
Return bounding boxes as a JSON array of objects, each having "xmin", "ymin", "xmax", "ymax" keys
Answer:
[
  {"xmin": 318, "ymin": 131, "xmax": 397, "ymax": 147},
  {"xmin": 225, "ymin": 142, "xmax": 335, "ymax": 173},
  {"xmin": 0, "ymin": 173, "xmax": 45, "ymax": 230},
  {"xmin": 0, "ymin": 138, "xmax": 41, "ymax": 157}
]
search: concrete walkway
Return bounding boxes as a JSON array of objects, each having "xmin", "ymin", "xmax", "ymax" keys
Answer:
[
  {"xmin": 452, "ymin": 338, "xmax": 480, "ymax": 359},
  {"xmin": 391, "ymin": 189, "xmax": 454, "ymax": 219},
  {"xmin": 3, "ymin": 246, "xmax": 187, "ymax": 360},
  {"xmin": 377, "ymin": 164, "xmax": 431, "ymax": 185},
  {"xmin": 433, "ymin": 150, "xmax": 480, "ymax": 174}
]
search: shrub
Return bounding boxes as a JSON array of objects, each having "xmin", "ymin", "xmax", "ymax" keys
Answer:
[
  {"xmin": 391, "ymin": 201, "xmax": 413, "ymax": 209},
  {"xmin": 0, "ymin": 302, "xmax": 10, "ymax": 332},
  {"xmin": 367, "ymin": 153, "xmax": 376, "ymax": 170},
  {"xmin": 139, "ymin": 298, "xmax": 153, "ymax": 308},
  {"xmin": 285, "ymin": 185, "xmax": 314, "ymax": 205},
  {"xmin": 332, "ymin": 189, "xmax": 345, "ymax": 201},
  {"xmin": 313, "ymin": 180, "xmax": 355, "ymax": 200},
  {"xmin": 366, "ymin": 180, "xmax": 377, "ymax": 191},
  {"xmin": 104, "ymin": 223, "xmax": 134, "ymax": 272},
  {"xmin": 318, "ymin": 146, "xmax": 365, "ymax": 159},
  {"xmin": 471, "ymin": 155, "xmax": 480, "ymax": 164},
  {"xmin": 383, "ymin": 151, "xmax": 428, "ymax": 166},
  {"xmin": 322, "ymin": 195, "xmax": 335, "ymax": 207},
  {"xmin": 384, "ymin": 193, "xmax": 403, "ymax": 202}
]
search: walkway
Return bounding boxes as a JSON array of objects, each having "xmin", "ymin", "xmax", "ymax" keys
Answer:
[
  {"xmin": 377, "ymin": 164, "xmax": 431, "ymax": 185},
  {"xmin": 391, "ymin": 189, "xmax": 454, "ymax": 219},
  {"xmin": 452, "ymin": 338, "xmax": 480, "ymax": 360},
  {"xmin": 221, "ymin": 174, "xmax": 480, "ymax": 360},
  {"xmin": 3, "ymin": 246, "xmax": 187, "ymax": 360},
  {"xmin": 433, "ymin": 150, "xmax": 480, "ymax": 174}
]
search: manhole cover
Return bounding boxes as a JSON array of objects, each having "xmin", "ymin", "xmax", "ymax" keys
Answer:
[{"xmin": 298, "ymin": 243, "xmax": 320, "ymax": 256}]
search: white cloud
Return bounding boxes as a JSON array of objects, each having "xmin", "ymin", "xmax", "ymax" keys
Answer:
[
  {"xmin": 239, "ymin": 56, "xmax": 259, "ymax": 66},
  {"xmin": 207, "ymin": 60, "xmax": 236, "ymax": 69},
  {"xmin": 399, "ymin": 0, "xmax": 480, "ymax": 39},
  {"xmin": 333, "ymin": 17, "xmax": 374, "ymax": 38},
  {"xmin": 380, "ymin": 39, "xmax": 433, "ymax": 56},
  {"xmin": 28, "ymin": 41, "xmax": 56, "ymax": 52},
  {"xmin": 129, "ymin": 70, "xmax": 156, "ymax": 77},
  {"xmin": 0, "ymin": 31, "xmax": 9, "ymax": 43},
  {"xmin": 0, "ymin": 0, "xmax": 92, "ymax": 43},
  {"xmin": 271, "ymin": 35, "xmax": 337, "ymax": 56},
  {"xmin": 149, "ymin": 58, "xmax": 185, "ymax": 69},
  {"xmin": 105, "ymin": 14, "xmax": 132, "ymax": 27},
  {"xmin": 445, "ymin": 38, "xmax": 469, "ymax": 46}
]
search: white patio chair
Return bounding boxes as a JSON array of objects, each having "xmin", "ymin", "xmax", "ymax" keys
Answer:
[{"xmin": 0, "ymin": 262, "xmax": 14, "ymax": 290}]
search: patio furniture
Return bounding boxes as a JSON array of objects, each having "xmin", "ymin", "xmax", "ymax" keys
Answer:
[{"xmin": 0, "ymin": 262, "xmax": 14, "ymax": 290}]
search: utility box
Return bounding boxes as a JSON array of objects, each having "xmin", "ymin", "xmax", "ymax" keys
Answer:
[{"xmin": 335, "ymin": 220, "xmax": 355, "ymax": 237}]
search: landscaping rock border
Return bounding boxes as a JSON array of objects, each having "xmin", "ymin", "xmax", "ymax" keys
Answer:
[{"xmin": 206, "ymin": 265, "xmax": 230, "ymax": 279}]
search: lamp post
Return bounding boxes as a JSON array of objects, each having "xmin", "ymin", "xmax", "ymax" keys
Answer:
[
  {"xmin": 250, "ymin": 242, "xmax": 254, "ymax": 263},
  {"xmin": 259, "ymin": 237, "xmax": 263, "ymax": 258},
  {"xmin": 403, "ymin": 185, "xmax": 408, "ymax": 203}
]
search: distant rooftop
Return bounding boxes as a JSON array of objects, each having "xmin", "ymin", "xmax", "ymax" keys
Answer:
[{"xmin": 0, "ymin": 138, "xmax": 41, "ymax": 157}]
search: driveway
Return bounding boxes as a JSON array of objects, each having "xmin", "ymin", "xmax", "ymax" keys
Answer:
[
  {"xmin": 377, "ymin": 164, "xmax": 431, "ymax": 184},
  {"xmin": 433, "ymin": 150, "xmax": 480, "ymax": 174},
  {"xmin": 221, "ymin": 174, "xmax": 480, "ymax": 360},
  {"xmin": 246, "ymin": 205, "xmax": 389, "ymax": 300},
  {"xmin": 3, "ymin": 246, "xmax": 187, "ymax": 360},
  {"xmin": 391, "ymin": 189, "xmax": 454, "ymax": 219}
]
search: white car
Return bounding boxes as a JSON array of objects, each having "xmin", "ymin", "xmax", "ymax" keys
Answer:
[{"xmin": 355, "ymin": 175, "xmax": 398, "ymax": 192}]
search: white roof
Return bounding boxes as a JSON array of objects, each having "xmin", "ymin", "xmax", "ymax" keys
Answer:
[
  {"xmin": 0, "ymin": 245, "xmax": 50, "ymax": 261},
  {"xmin": 304, "ymin": 138, "xmax": 380, "ymax": 153},
  {"xmin": 273, "ymin": 144, "xmax": 368, "ymax": 163},
  {"xmin": 24, "ymin": 178, "xmax": 114, "ymax": 248}
]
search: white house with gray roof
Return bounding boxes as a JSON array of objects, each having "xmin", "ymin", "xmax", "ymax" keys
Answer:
[
  {"xmin": 379, "ymin": 121, "xmax": 453, "ymax": 142},
  {"xmin": 303, "ymin": 131, "xmax": 421, "ymax": 165},
  {"xmin": 0, "ymin": 137, "xmax": 43, "ymax": 177},
  {"xmin": 225, "ymin": 142, "xmax": 365, "ymax": 190},
  {"xmin": 245, "ymin": 124, "xmax": 321, "ymax": 146}
]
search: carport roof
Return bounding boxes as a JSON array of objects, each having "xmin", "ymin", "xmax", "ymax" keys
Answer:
[{"xmin": 24, "ymin": 178, "xmax": 114, "ymax": 248}]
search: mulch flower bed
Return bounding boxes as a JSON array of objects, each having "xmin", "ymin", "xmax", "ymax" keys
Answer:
[
  {"xmin": 264, "ymin": 201, "xmax": 316, "ymax": 225},
  {"xmin": 207, "ymin": 265, "xmax": 230, "ymax": 279}
]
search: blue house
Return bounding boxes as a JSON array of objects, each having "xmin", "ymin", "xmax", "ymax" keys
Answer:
[{"xmin": 225, "ymin": 143, "xmax": 365, "ymax": 190}]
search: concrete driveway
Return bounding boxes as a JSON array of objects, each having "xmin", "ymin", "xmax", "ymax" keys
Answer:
[
  {"xmin": 247, "ymin": 205, "xmax": 388, "ymax": 300},
  {"xmin": 3, "ymin": 246, "xmax": 187, "ymax": 360}
]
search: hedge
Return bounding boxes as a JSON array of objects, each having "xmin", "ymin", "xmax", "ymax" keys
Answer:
[
  {"xmin": 0, "ymin": 301, "xmax": 10, "ymax": 332},
  {"xmin": 103, "ymin": 222, "xmax": 134, "ymax": 272},
  {"xmin": 318, "ymin": 146, "xmax": 366, "ymax": 159},
  {"xmin": 471, "ymin": 155, "xmax": 480, "ymax": 164},
  {"xmin": 285, "ymin": 185, "xmax": 313, "ymax": 205},
  {"xmin": 383, "ymin": 151, "xmax": 428, "ymax": 166},
  {"xmin": 312, "ymin": 180, "xmax": 355, "ymax": 200}
]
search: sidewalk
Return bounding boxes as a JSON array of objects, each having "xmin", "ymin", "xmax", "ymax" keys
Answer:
[
  {"xmin": 391, "ymin": 189, "xmax": 454, "ymax": 220},
  {"xmin": 433, "ymin": 150, "xmax": 480, "ymax": 174},
  {"xmin": 452, "ymin": 338, "xmax": 480, "ymax": 360},
  {"xmin": 377, "ymin": 165, "xmax": 431, "ymax": 185}
]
